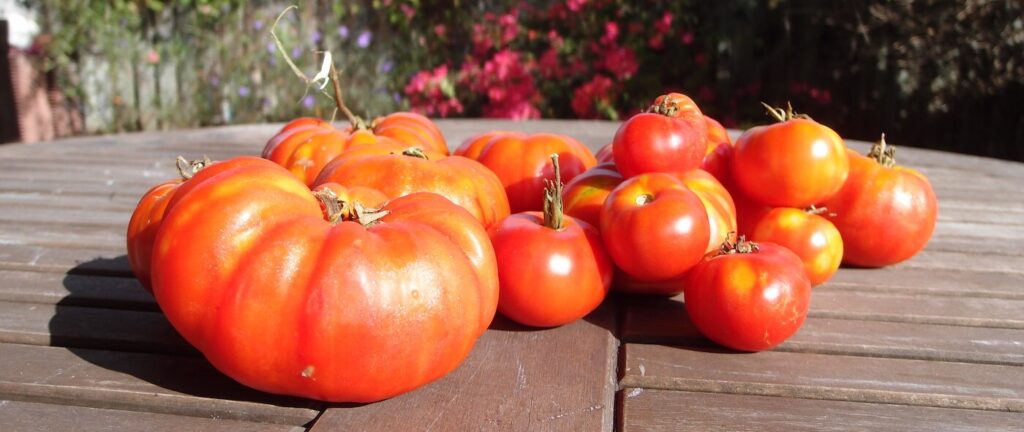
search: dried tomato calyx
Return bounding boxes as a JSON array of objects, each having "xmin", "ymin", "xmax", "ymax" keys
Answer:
[
  {"xmin": 761, "ymin": 102, "xmax": 813, "ymax": 123},
  {"xmin": 648, "ymin": 97, "xmax": 682, "ymax": 117},
  {"xmin": 543, "ymin": 154, "xmax": 565, "ymax": 230},
  {"xmin": 717, "ymin": 233, "xmax": 759, "ymax": 255},
  {"xmin": 867, "ymin": 133, "xmax": 897, "ymax": 168},
  {"xmin": 314, "ymin": 188, "xmax": 389, "ymax": 226},
  {"xmin": 401, "ymin": 147, "xmax": 429, "ymax": 160},
  {"xmin": 175, "ymin": 155, "xmax": 213, "ymax": 180}
]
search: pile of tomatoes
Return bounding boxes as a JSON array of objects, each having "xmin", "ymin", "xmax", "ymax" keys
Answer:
[{"xmin": 127, "ymin": 91, "xmax": 936, "ymax": 403}]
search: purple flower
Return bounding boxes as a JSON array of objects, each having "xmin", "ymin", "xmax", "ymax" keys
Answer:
[
  {"xmin": 356, "ymin": 31, "xmax": 372, "ymax": 48},
  {"xmin": 266, "ymin": 42, "xmax": 276, "ymax": 54},
  {"xmin": 311, "ymin": 31, "xmax": 322, "ymax": 44},
  {"xmin": 238, "ymin": 86, "xmax": 251, "ymax": 97},
  {"xmin": 379, "ymin": 60, "xmax": 394, "ymax": 73},
  {"xmin": 337, "ymin": 25, "xmax": 349, "ymax": 39},
  {"xmin": 253, "ymin": 20, "xmax": 264, "ymax": 30},
  {"xmin": 303, "ymin": 95, "xmax": 315, "ymax": 108},
  {"xmin": 393, "ymin": 92, "xmax": 402, "ymax": 103},
  {"xmin": 291, "ymin": 47, "xmax": 302, "ymax": 59}
]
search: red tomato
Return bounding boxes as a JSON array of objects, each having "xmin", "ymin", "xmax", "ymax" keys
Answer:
[
  {"xmin": 488, "ymin": 156, "xmax": 611, "ymax": 327},
  {"xmin": 457, "ymin": 132, "xmax": 596, "ymax": 213},
  {"xmin": 127, "ymin": 157, "xmax": 213, "ymax": 291},
  {"xmin": 455, "ymin": 130, "xmax": 523, "ymax": 160},
  {"xmin": 595, "ymin": 142, "xmax": 614, "ymax": 164},
  {"xmin": 751, "ymin": 207, "xmax": 843, "ymax": 285},
  {"xmin": 612, "ymin": 93, "xmax": 708, "ymax": 178},
  {"xmin": 684, "ymin": 239, "xmax": 811, "ymax": 351},
  {"xmin": 731, "ymin": 107, "xmax": 849, "ymax": 207},
  {"xmin": 821, "ymin": 136, "xmax": 937, "ymax": 267},
  {"xmin": 700, "ymin": 143, "xmax": 772, "ymax": 237},
  {"xmin": 314, "ymin": 144, "xmax": 511, "ymax": 229},
  {"xmin": 673, "ymin": 169, "xmax": 737, "ymax": 254},
  {"xmin": 562, "ymin": 162, "xmax": 624, "ymax": 229},
  {"xmin": 703, "ymin": 115, "xmax": 731, "ymax": 155},
  {"xmin": 149, "ymin": 157, "xmax": 497, "ymax": 402},
  {"xmin": 601, "ymin": 173, "xmax": 710, "ymax": 281}
]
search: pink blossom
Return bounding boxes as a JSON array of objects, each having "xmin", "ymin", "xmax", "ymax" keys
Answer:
[
  {"xmin": 572, "ymin": 75, "xmax": 617, "ymax": 119},
  {"xmin": 539, "ymin": 47, "xmax": 563, "ymax": 79},
  {"xmin": 600, "ymin": 21, "xmax": 619, "ymax": 45},
  {"xmin": 404, "ymin": 65, "xmax": 464, "ymax": 118},
  {"xmin": 498, "ymin": 13, "xmax": 519, "ymax": 45},
  {"xmin": 434, "ymin": 24, "xmax": 447, "ymax": 38},
  {"xmin": 681, "ymin": 32, "xmax": 694, "ymax": 45},
  {"xmin": 655, "ymin": 12, "xmax": 674, "ymax": 35},
  {"xmin": 648, "ymin": 34, "xmax": 664, "ymax": 50},
  {"xmin": 566, "ymin": 0, "xmax": 588, "ymax": 12},
  {"xmin": 400, "ymin": 4, "xmax": 416, "ymax": 20},
  {"xmin": 602, "ymin": 45, "xmax": 638, "ymax": 80}
]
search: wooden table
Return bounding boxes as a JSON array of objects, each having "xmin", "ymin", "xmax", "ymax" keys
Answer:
[{"xmin": 0, "ymin": 120, "xmax": 1021, "ymax": 431}]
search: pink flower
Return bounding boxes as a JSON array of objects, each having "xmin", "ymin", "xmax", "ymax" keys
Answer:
[
  {"xmin": 600, "ymin": 21, "xmax": 619, "ymax": 46},
  {"xmin": 146, "ymin": 49, "xmax": 160, "ymax": 64},
  {"xmin": 681, "ymin": 32, "xmax": 694, "ymax": 45},
  {"xmin": 498, "ymin": 13, "xmax": 519, "ymax": 45},
  {"xmin": 434, "ymin": 24, "xmax": 447, "ymax": 38},
  {"xmin": 400, "ymin": 4, "xmax": 416, "ymax": 20},
  {"xmin": 462, "ymin": 50, "xmax": 542, "ymax": 119},
  {"xmin": 601, "ymin": 45, "xmax": 638, "ymax": 80},
  {"xmin": 572, "ymin": 75, "xmax": 617, "ymax": 119},
  {"xmin": 566, "ymin": 0, "xmax": 588, "ymax": 12},
  {"xmin": 539, "ymin": 47, "xmax": 563, "ymax": 79},
  {"xmin": 404, "ymin": 65, "xmax": 464, "ymax": 118},
  {"xmin": 655, "ymin": 12, "xmax": 674, "ymax": 35},
  {"xmin": 648, "ymin": 34, "xmax": 664, "ymax": 50}
]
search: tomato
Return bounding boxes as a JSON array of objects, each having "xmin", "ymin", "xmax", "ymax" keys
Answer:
[
  {"xmin": 731, "ymin": 105, "xmax": 849, "ymax": 207},
  {"xmin": 263, "ymin": 113, "xmax": 448, "ymax": 186},
  {"xmin": 311, "ymin": 182, "xmax": 388, "ymax": 222},
  {"xmin": 149, "ymin": 156, "xmax": 497, "ymax": 402},
  {"xmin": 127, "ymin": 157, "xmax": 212, "ymax": 291},
  {"xmin": 595, "ymin": 142, "xmax": 614, "ymax": 164},
  {"xmin": 562, "ymin": 162, "xmax": 624, "ymax": 229},
  {"xmin": 673, "ymin": 169, "xmax": 737, "ymax": 254},
  {"xmin": 489, "ymin": 156, "xmax": 612, "ymax": 327},
  {"xmin": 457, "ymin": 132, "xmax": 596, "ymax": 213},
  {"xmin": 684, "ymin": 239, "xmax": 811, "ymax": 351},
  {"xmin": 821, "ymin": 135, "xmax": 937, "ymax": 267},
  {"xmin": 601, "ymin": 173, "xmax": 710, "ymax": 281},
  {"xmin": 701, "ymin": 142, "xmax": 772, "ymax": 236},
  {"xmin": 455, "ymin": 130, "xmax": 522, "ymax": 160},
  {"xmin": 612, "ymin": 93, "xmax": 708, "ymax": 178},
  {"xmin": 751, "ymin": 207, "xmax": 843, "ymax": 285},
  {"xmin": 703, "ymin": 115, "xmax": 731, "ymax": 155},
  {"xmin": 314, "ymin": 144, "xmax": 510, "ymax": 229}
]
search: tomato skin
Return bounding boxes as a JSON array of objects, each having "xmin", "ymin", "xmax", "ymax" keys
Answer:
[
  {"xmin": 673, "ymin": 169, "xmax": 737, "ymax": 253},
  {"xmin": 612, "ymin": 113, "xmax": 708, "ymax": 178},
  {"xmin": 455, "ymin": 130, "xmax": 523, "ymax": 160},
  {"xmin": 703, "ymin": 115, "xmax": 731, "ymax": 156},
  {"xmin": 562, "ymin": 162, "xmax": 624, "ymax": 229},
  {"xmin": 370, "ymin": 112, "xmax": 448, "ymax": 154},
  {"xmin": 700, "ymin": 143, "xmax": 771, "ymax": 237},
  {"xmin": 601, "ymin": 173, "xmax": 710, "ymax": 281},
  {"xmin": 488, "ymin": 213, "xmax": 612, "ymax": 327},
  {"xmin": 684, "ymin": 242, "xmax": 811, "ymax": 352},
  {"xmin": 149, "ymin": 157, "xmax": 497, "ymax": 402},
  {"xmin": 595, "ymin": 142, "xmax": 614, "ymax": 164},
  {"xmin": 460, "ymin": 132, "xmax": 596, "ymax": 213},
  {"xmin": 732, "ymin": 118, "xmax": 849, "ymax": 208},
  {"xmin": 313, "ymin": 147, "xmax": 510, "ymax": 229},
  {"xmin": 751, "ymin": 208, "xmax": 843, "ymax": 285},
  {"xmin": 127, "ymin": 180, "xmax": 181, "ymax": 292},
  {"xmin": 821, "ymin": 149, "xmax": 937, "ymax": 267}
]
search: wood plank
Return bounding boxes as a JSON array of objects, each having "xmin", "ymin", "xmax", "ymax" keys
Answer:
[
  {"xmin": 824, "ymin": 267, "xmax": 1024, "ymax": 299},
  {"xmin": 0, "ymin": 343, "xmax": 321, "ymax": 426},
  {"xmin": 895, "ymin": 249, "xmax": 1023, "ymax": 274},
  {"xmin": 0, "ymin": 270, "xmax": 154, "ymax": 310},
  {"xmin": 0, "ymin": 191, "xmax": 140, "ymax": 210},
  {"xmin": 0, "ymin": 301, "xmax": 193, "ymax": 355},
  {"xmin": 618, "ymin": 389, "xmax": 1024, "ymax": 432},
  {"xmin": 0, "ymin": 400, "xmax": 304, "ymax": 432},
  {"xmin": 0, "ymin": 220, "xmax": 126, "ymax": 250},
  {"xmin": 810, "ymin": 289, "xmax": 1024, "ymax": 329},
  {"xmin": 310, "ymin": 309, "xmax": 618, "ymax": 432},
  {"xmin": 0, "ymin": 206, "xmax": 131, "ymax": 227},
  {"xmin": 0, "ymin": 244, "xmax": 129, "ymax": 275},
  {"xmin": 621, "ymin": 343, "xmax": 1024, "ymax": 412}
]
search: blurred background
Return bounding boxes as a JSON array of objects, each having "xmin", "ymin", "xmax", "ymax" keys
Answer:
[{"xmin": 2, "ymin": 0, "xmax": 1022, "ymax": 161}]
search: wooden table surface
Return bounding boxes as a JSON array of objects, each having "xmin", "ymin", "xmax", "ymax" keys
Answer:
[{"xmin": 0, "ymin": 120, "xmax": 1021, "ymax": 431}]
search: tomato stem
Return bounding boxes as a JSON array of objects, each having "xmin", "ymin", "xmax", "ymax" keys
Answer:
[
  {"xmin": 867, "ymin": 133, "xmax": 897, "ymax": 168},
  {"xmin": 314, "ymin": 188, "xmax": 389, "ymax": 226},
  {"xmin": 761, "ymin": 102, "xmax": 813, "ymax": 123},
  {"xmin": 648, "ymin": 97, "xmax": 679, "ymax": 117},
  {"xmin": 718, "ymin": 232, "xmax": 759, "ymax": 255},
  {"xmin": 175, "ymin": 155, "xmax": 212, "ymax": 180},
  {"xmin": 543, "ymin": 153, "xmax": 565, "ymax": 230},
  {"xmin": 329, "ymin": 63, "xmax": 367, "ymax": 130},
  {"xmin": 401, "ymin": 147, "xmax": 429, "ymax": 160}
]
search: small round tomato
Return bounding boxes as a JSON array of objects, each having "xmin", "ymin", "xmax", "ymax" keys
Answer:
[
  {"xmin": 601, "ymin": 173, "xmax": 710, "ymax": 281},
  {"xmin": 562, "ymin": 162, "xmax": 624, "ymax": 229},
  {"xmin": 612, "ymin": 93, "xmax": 708, "ymax": 178},
  {"xmin": 821, "ymin": 135, "xmax": 937, "ymax": 267},
  {"xmin": 684, "ymin": 239, "xmax": 811, "ymax": 352},
  {"xmin": 732, "ymin": 105, "xmax": 849, "ymax": 208},
  {"xmin": 489, "ymin": 156, "xmax": 612, "ymax": 327},
  {"xmin": 751, "ymin": 207, "xmax": 843, "ymax": 285}
]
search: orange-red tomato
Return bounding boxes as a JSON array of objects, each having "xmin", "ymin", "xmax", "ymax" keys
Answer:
[
  {"xmin": 488, "ymin": 213, "xmax": 611, "ymax": 327},
  {"xmin": 454, "ymin": 130, "xmax": 522, "ymax": 160},
  {"xmin": 314, "ymin": 144, "xmax": 510, "ymax": 229},
  {"xmin": 456, "ymin": 132, "xmax": 596, "ymax": 213},
  {"xmin": 673, "ymin": 169, "xmax": 737, "ymax": 253},
  {"xmin": 701, "ymin": 142, "xmax": 772, "ymax": 236},
  {"xmin": 684, "ymin": 240, "xmax": 811, "ymax": 351},
  {"xmin": 732, "ymin": 112, "xmax": 849, "ymax": 208},
  {"xmin": 613, "ymin": 93, "xmax": 708, "ymax": 178},
  {"xmin": 562, "ymin": 162, "xmax": 624, "ymax": 229},
  {"xmin": 263, "ymin": 113, "xmax": 448, "ymax": 186},
  {"xmin": 703, "ymin": 115, "xmax": 731, "ymax": 155},
  {"xmin": 149, "ymin": 157, "xmax": 497, "ymax": 402},
  {"xmin": 751, "ymin": 207, "xmax": 843, "ymax": 285},
  {"xmin": 601, "ymin": 173, "xmax": 710, "ymax": 281},
  {"xmin": 821, "ymin": 138, "xmax": 937, "ymax": 267},
  {"xmin": 595, "ymin": 142, "xmax": 614, "ymax": 164}
]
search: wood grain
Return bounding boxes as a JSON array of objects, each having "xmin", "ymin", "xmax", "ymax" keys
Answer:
[{"xmin": 0, "ymin": 270, "xmax": 154, "ymax": 310}]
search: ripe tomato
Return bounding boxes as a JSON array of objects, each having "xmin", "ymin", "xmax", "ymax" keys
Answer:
[
  {"xmin": 751, "ymin": 207, "xmax": 843, "ymax": 285},
  {"xmin": 701, "ymin": 143, "xmax": 771, "ymax": 237},
  {"xmin": 454, "ymin": 130, "xmax": 522, "ymax": 160},
  {"xmin": 703, "ymin": 115, "xmax": 731, "ymax": 155},
  {"xmin": 821, "ymin": 136, "xmax": 937, "ymax": 267},
  {"xmin": 562, "ymin": 162, "xmax": 624, "ymax": 229},
  {"xmin": 595, "ymin": 142, "xmax": 614, "ymax": 164},
  {"xmin": 684, "ymin": 239, "xmax": 811, "ymax": 351},
  {"xmin": 149, "ymin": 157, "xmax": 497, "ymax": 402},
  {"xmin": 731, "ymin": 106, "xmax": 849, "ymax": 207},
  {"xmin": 314, "ymin": 145, "xmax": 511, "ymax": 228},
  {"xmin": 263, "ymin": 113, "xmax": 448, "ymax": 186},
  {"xmin": 489, "ymin": 156, "xmax": 612, "ymax": 327},
  {"xmin": 673, "ymin": 169, "xmax": 737, "ymax": 254},
  {"xmin": 127, "ymin": 157, "xmax": 213, "ymax": 291},
  {"xmin": 601, "ymin": 173, "xmax": 710, "ymax": 281},
  {"xmin": 457, "ymin": 132, "xmax": 596, "ymax": 213},
  {"xmin": 612, "ymin": 93, "xmax": 708, "ymax": 178}
]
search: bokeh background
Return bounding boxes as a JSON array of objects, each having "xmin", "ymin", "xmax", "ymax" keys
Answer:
[{"xmin": 4, "ymin": 0, "xmax": 1023, "ymax": 161}]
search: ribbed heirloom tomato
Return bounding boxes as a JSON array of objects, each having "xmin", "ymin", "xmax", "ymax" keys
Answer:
[
  {"xmin": 684, "ymin": 238, "xmax": 811, "ymax": 352},
  {"xmin": 147, "ymin": 156, "xmax": 498, "ymax": 402},
  {"xmin": 751, "ymin": 207, "xmax": 843, "ymax": 286},
  {"xmin": 488, "ymin": 156, "xmax": 612, "ymax": 327},
  {"xmin": 822, "ymin": 135, "xmax": 937, "ymax": 267},
  {"xmin": 612, "ymin": 93, "xmax": 708, "ymax": 178},
  {"xmin": 732, "ymin": 104, "xmax": 849, "ymax": 208},
  {"xmin": 562, "ymin": 162, "xmax": 624, "ymax": 229},
  {"xmin": 456, "ymin": 131, "xmax": 596, "ymax": 213}
]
